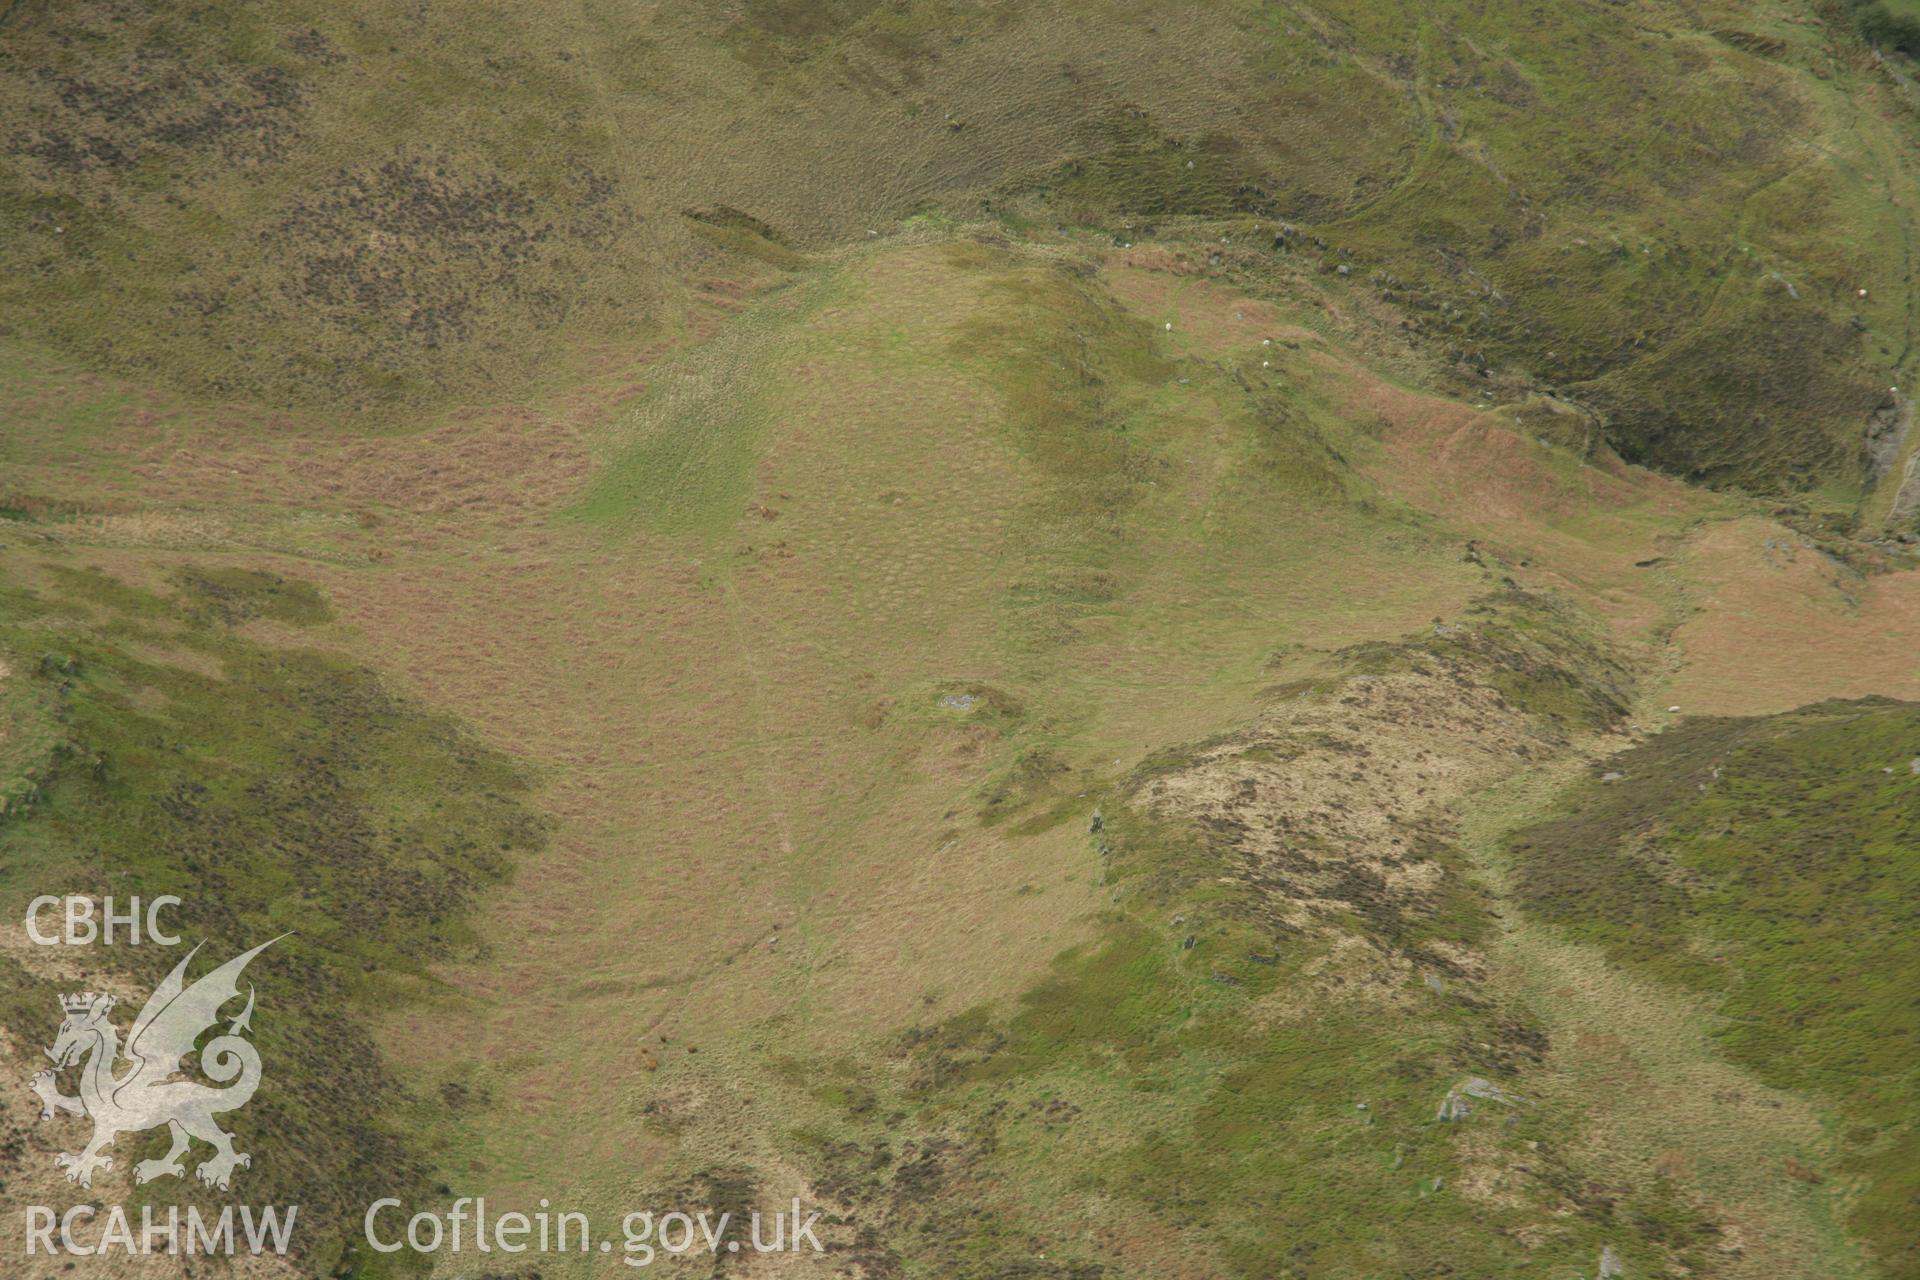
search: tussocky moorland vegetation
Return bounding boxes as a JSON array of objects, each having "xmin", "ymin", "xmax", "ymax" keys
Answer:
[{"xmin": 2, "ymin": 1, "xmax": 1919, "ymax": 1277}]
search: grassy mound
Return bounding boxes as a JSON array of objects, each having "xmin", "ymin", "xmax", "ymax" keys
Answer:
[{"xmin": 670, "ymin": 596, "xmax": 1750, "ymax": 1278}]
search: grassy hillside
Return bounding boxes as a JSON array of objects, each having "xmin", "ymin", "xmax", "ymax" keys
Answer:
[
  {"xmin": 1509, "ymin": 700, "xmax": 1920, "ymax": 1278},
  {"xmin": 4, "ymin": 208, "xmax": 1918, "ymax": 1276},
  {"xmin": 3, "ymin": 0, "xmax": 1916, "ymax": 500},
  {"xmin": 4, "ymin": 3, "xmax": 1920, "ymax": 1277},
  {"xmin": 735, "ymin": 592, "xmax": 1672, "ymax": 1279}
]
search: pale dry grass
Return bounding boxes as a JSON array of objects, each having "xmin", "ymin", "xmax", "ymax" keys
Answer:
[
  {"xmin": 1669, "ymin": 516, "xmax": 1920, "ymax": 714},
  {"xmin": 1098, "ymin": 240, "xmax": 1723, "ymax": 648}
]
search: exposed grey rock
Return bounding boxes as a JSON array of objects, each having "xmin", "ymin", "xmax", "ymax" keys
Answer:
[
  {"xmin": 1460, "ymin": 1076, "xmax": 1523, "ymax": 1106},
  {"xmin": 1865, "ymin": 392, "xmax": 1911, "ymax": 485},
  {"xmin": 1438, "ymin": 1076, "xmax": 1523, "ymax": 1122},
  {"xmin": 1864, "ymin": 392, "xmax": 1920, "ymax": 524}
]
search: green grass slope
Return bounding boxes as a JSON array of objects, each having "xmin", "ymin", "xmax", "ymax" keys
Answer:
[{"xmin": 1510, "ymin": 699, "xmax": 1920, "ymax": 1278}]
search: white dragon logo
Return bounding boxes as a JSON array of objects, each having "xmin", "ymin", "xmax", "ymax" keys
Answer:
[{"xmin": 29, "ymin": 938, "xmax": 280, "ymax": 1191}]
